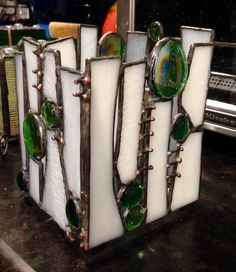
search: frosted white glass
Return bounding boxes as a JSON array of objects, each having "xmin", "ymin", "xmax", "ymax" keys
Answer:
[
  {"xmin": 146, "ymin": 101, "xmax": 171, "ymax": 223},
  {"xmin": 60, "ymin": 69, "xmax": 81, "ymax": 198},
  {"xmin": 80, "ymin": 26, "xmax": 98, "ymax": 71},
  {"xmin": 126, "ymin": 32, "xmax": 148, "ymax": 63},
  {"xmin": 43, "ymin": 51, "xmax": 57, "ymax": 103},
  {"xmin": 89, "ymin": 58, "xmax": 123, "ymax": 249},
  {"xmin": 29, "ymin": 158, "xmax": 40, "ymax": 204},
  {"xmin": 171, "ymin": 132, "xmax": 202, "ymax": 211},
  {"xmin": 42, "ymin": 131, "xmax": 67, "ymax": 231},
  {"xmin": 46, "ymin": 38, "xmax": 76, "ymax": 69},
  {"xmin": 117, "ymin": 63, "xmax": 146, "ymax": 184},
  {"xmin": 23, "ymin": 40, "xmax": 38, "ymax": 113},
  {"xmin": 15, "ymin": 54, "xmax": 26, "ymax": 168},
  {"xmin": 182, "ymin": 45, "xmax": 213, "ymax": 127},
  {"xmin": 181, "ymin": 26, "xmax": 213, "ymax": 57}
]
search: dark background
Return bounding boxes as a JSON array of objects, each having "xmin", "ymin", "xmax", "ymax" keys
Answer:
[
  {"xmin": 32, "ymin": 0, "xmax": 116, "ymax": 30},
  {"xmin": 135, "ymin": 0, "xmax": 236, "ymax": 42}
]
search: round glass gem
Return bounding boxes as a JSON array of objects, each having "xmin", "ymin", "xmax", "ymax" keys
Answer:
[
  {"xmin": 171, "ymin": 114, "xmax": 190, "ymax": 142},
  {"xmin": 16, "ymin": 170, "xmax": 28, "ymax": 192},
  {"xmin": 124, "ymin": 205, "xmax": 145, "ymax": 231},
  {"xmin": 98, "ymin": 32, "xmax": 126, "ymax": 62},
  {"xmin": 147, "ymin": 21, "xmax": 163, "ymax": 42},
  {"xmin": 149, "ymin": 38, "xmax": 188, "ymax": 99},
  {"xmin": 23, "ymin": 113, "xmax": 46, "ymax": 160},
  {"xmin": 41, "ymin": 100, "xmax": 61, "ymax": 129},
  {"xmin": 120, "ymin": 183, "xmax": 144, "ymax": 208},
  {"xmin": 66, "ymin": 199, "xmax": 79, "ymax": 229}
]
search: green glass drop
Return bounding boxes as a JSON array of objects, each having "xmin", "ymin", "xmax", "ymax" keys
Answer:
[
  {"xmin": 16, "ymin": 170, "xmax": 27, "ymax": 192},
  {"xmin": 171, "ymin": 115, "xmax": 190, "ymax": 142},
  {"xmin": 149, "ymin": 39, "xmax": 188, "ymax": 99},
  {"xmin": 148, "ymin": 21, "xmax": 162, "ymax": 42},
  {"xmin": 124, "ymin": 205, "xmax": 145, "ymax": 231},
  {"xmin": 41, "ymin": 100, "xmax": 61, "ymax": 128},
  {"xmin": 99, "ymin": 32, "xmax": 126, "ymax": 62},
  {"xmin": 120, "ymin": 183, "xmax": 144, "ymax": 208},
  {"xmin": 66, "ymin": 199, "xmax": 79, "ymax": 228},
  {"xmin": 23, "ymin": 113, "xmax": 45, "ymax": 160}
]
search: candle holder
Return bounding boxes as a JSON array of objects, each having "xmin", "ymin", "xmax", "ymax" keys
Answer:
[{"xmin": 15, "ymin": 23, "xmax": 214, "ymax": 251}]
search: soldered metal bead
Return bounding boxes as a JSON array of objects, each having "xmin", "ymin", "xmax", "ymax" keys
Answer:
[
  {"xmin": 72, "ymin": 91, "xmax": 81, "ymax": 97},
  {"xmin": 32, "ymin": 83, "xmax": 42, "ymax": 91},
  {"xmin": 51, "ymin": 135, "xmax": 65, "ymax": 145},
  {"xmin": 167, "ymin": 146, "xmax": 184, "ymax": 156},
  {"xmin": 81, "ymin": 93, "xmax": 90, "ymax": 102},
  {"xmin": 32, "ymin": 68, "xmax": 39, "ymax": 74},
  {"xmin": 39, "ymin": 53, "xmax": 45, "ymax": 60},
  {"xmin": 166, "ymin": 157, "xmax": 182, "ymax": 168},
  {"xmin": 139, "ymin": 117, "xmax": 155, "ymax": 125},
  {"xmin": 145, "ymin": 105, "xmax": 157, "ymax": 111},
  {"xmin": 138, "ymin": 147, "xmax": 153, "ymax": 157},
  {"xmin": 79, "ymin": 230, "xmax": 88, "ymax": 240},
  {"xmin": 66, "ymin": 231, "xmax": 76, "ymax": 241},
  {"xmin": 139, "ymin": 131, "xmax": 155, "ymax": 141},
  {"xmin": 136, "ymin": 165, "xmax": 153, "ymax": 176},
  {"xmin": 37, "ymin": 71, "xmax": 43, "ymax": 77},
  {"xmin": 166, "ymin": 172, "xmax": 181, "ymax": 180},
  {"xmin": 80, "ymin": 242, "xmax": 89, "ymax": 251},
  {"xmin": 74, "ymin": 76, "xmax": 90, "ymax": 86}
]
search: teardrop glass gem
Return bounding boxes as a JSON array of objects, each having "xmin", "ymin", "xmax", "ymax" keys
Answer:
[
  {"xmin": 149, "ymin": 38, "xmax": 188, "ymax": 99},
  {"xmin": 148, "ymin": 21, "xmax": 163, "ymax": 42},
  {"xmin": 124, "ymin": 205, "xmax": 145, "ymax": 231},
  {"xmin": 16, "ymin": 170, "xmax": 28, "ymax": 192},
  {"xmin": 171, "ymin": 114, "xmax": 190, "ymax": 142},
  {"xmin": 66, "ymin": 199, "xmax": 79, "ymax": 229},
  {"xmin": 120, "ymin": 183, "xmax": 144, "ymax": 209},
  {"xmin": 99, "ymin": 32, "xmax": 126, "ymax": 62},
  {"xmin": 23, "ymin": 113, "xmax": 46, "ymax": 160},
  {"xmin": 41, "ymin": 100, "xmax": 61, "ymax": 129}
]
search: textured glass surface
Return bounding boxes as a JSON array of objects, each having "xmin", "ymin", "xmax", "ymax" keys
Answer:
[
  {"xmin": 99, "ymin": 32, "xmax": 126, "ymax": 61},
  {"xmin": 124, "ymin": 205, "xmax": 145, "ymax": 231},
  {"xmin": 23, "ymin": 113, "xmax": 45, "ymax": 160},
  {"xmin": 149, "ymin": 39, "xmax": 188, "ymax": 99},
  {"xmin": 65, "ymin": 199, "xmax": 79, "ymax": 228},
  {"xmin": 171, "ymin": 115, "xmax": 190, "ymax": 142},
  {"xmin": 148, "ymin": 21, "xmax": 162, "ymax": 42},
  {"xmin": 120, "ymin": 183, "xmax": 144, "ymax": 208},
  {"xmin": 41, "ymin": 100, "xmax": 61, "ymax": 128}
]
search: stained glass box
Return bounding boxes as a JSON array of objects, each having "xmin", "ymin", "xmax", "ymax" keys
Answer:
[{"xmin": 15, "ymin": 23, "xmax": 214, "ymax": 251}]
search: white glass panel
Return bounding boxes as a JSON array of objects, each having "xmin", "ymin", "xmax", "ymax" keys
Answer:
[
  {"xmin": 23, "ymin": 40, "xmax": 38, "ymax": 113},
  {"xmin": 80, "ymin": 26, "xmax": 98, "ymax": 71},
  {"xmin": 126, "ymin": 32, "xmax": 147, "ymax": 63},
  {"xmin": 89, "ymin": 58, "xmax": 123, "ymax": 249},
  {"xmin": 15, "ymin": 54, "xmax": 26, "ymax": 168},
  {"xmin": 29, "ymin": 158, "xmax": 40, "ymax": 204},
  {"xmin": 146, "ymin": 101, "xmax": 171, "ymax": 223},
  {"xmin": 42, "ymin": 130, "xmax": 67, "ymax": 231},
  {"xmin": 46, "ymin": 38, "xmax": 76, "ymax": 69},
  {"xmin": 181, "ymin": 26, "xmax": 213, "ymax": 57},
  {"xmin": 182, "ymin": 45, "xmax": 213, "ymax": 127},
  {"xmin": 43, "ymin": 51, "xmax": 57, "ymax": 103},
  {"xmin": 60, "ymin": 69, "xmax": 81, "ymax": 198},
  {"xmin": 117, "ymin": 62, "xmax": 146, "ymax": 184},
  {"xmin": 171, "ymin": 132, "xmax": 202, "ymax": 211}
]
